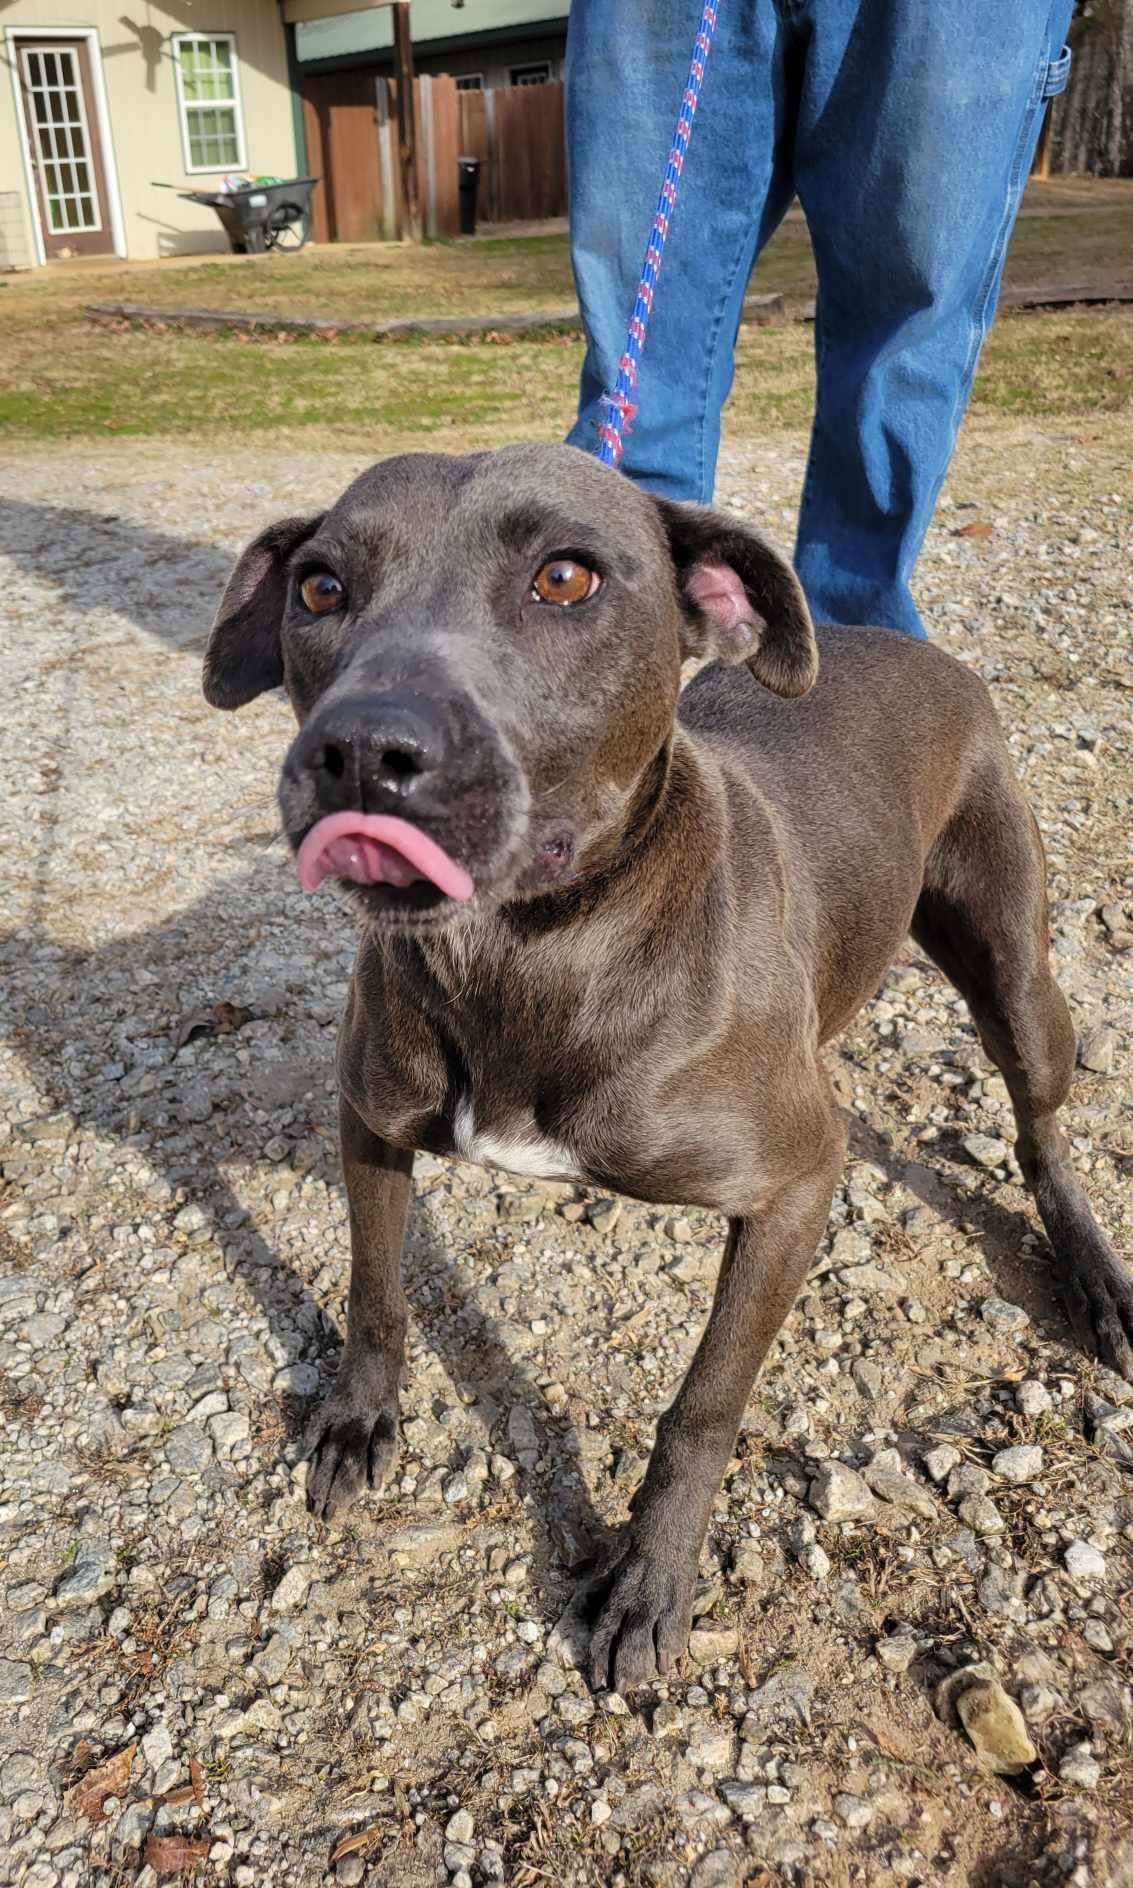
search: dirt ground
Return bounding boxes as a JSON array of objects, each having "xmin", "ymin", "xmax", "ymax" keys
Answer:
[{"xmin": 0, "ymin": 411, "xmax": 1130, "ymax": 1888}]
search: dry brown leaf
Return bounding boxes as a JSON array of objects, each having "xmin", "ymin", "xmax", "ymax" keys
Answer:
[
  {"xmin": 144, "ymin": 1832, "xmax": 211, "ymax": 1873},
  {"xmin": 64, "ymin": 1738, "xmax": 95, "ymax": 1781},
  {"xmin": 64, "ymin": 1741, "xmax": 137, "ymax": 1820},
  {"xmin": 330, "ymin": 1824, "xmax": 383, "ymax": 1864},
  {"xmin": 952, "ymin": 519, "xmax": 995, "ymax": 539},
  {"xmin": 171, "ymin": 1000, "xmax": 252, "ymax": 1051}
]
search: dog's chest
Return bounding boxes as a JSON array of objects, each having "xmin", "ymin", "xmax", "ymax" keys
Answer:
[{"xmin": 451, "ymin": 1096, "xmax": 585, "ymax": 1184}]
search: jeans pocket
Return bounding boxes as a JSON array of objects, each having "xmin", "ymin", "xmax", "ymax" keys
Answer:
[{"xmin": 1041, "ymin": 45, "xmax": 1072, "ymax": 99}]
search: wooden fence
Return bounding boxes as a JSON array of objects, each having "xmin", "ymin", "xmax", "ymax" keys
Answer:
[{"xmin": 300, "ymin": 73, "xmax": 567, "ymax": 244}]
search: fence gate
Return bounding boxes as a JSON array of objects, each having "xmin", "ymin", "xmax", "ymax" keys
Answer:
[{"xmin": 299, "ymin": 73, "xmax": 567, "ymax": 242}]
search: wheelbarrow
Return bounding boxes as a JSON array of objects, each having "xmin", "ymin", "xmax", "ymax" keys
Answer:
[{"xmin": 153, "ymin": 177, "xmax": 320, "ymax": 253}]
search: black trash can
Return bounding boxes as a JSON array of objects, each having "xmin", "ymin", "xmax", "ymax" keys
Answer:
[{"xmin": 457, "ymin": 157, "xmax": 481, "ymax": 236}]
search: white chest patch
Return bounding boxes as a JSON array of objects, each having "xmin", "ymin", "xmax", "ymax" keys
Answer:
[{"xmin": 452, "ymin": 1097, "xmax": 584, "ymax": 1183}]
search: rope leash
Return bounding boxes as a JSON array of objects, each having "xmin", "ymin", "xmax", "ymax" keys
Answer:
[{"xmin": 595, "ymin": 1, "xmax": 721, "ymax": 469}]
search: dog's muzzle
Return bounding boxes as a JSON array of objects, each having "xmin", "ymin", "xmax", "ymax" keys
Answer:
[{"xmin": 279, "ymin": 684, "xmax": 528, "ymax": 918}]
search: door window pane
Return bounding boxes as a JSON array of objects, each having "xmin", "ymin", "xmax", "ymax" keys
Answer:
[{"xmin": 23, "ymin": 43, "xmax": 102, "ymax": 234}]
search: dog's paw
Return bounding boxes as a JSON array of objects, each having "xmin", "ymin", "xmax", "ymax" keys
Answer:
[
  {"xmin": 1063, "ymin": 1251, "xmax": 1133, "ymax": 1382},
  {"xmin": 582, "ymin": 1541, "xmax": 696, "ymax": 1695},
  {"xmin": 303, "ymin": 1390, "xmax": 399, "ymax": 1522}
]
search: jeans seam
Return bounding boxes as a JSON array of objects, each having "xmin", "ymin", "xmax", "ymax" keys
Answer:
[
  {"xmin": 696, "ymin": 213, "xmax": 759, "ymax": 502},
  {"xmin": 797, "ymin": 286, "xmax": 829, "ymax": 537},
  {"xmin": 950, "ymin": 26, "xmax": 1053, "ymax": 440}
]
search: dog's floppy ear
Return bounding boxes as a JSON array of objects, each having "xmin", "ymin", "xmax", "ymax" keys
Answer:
[
  {"xmin": 204, "ymin": 514, "xmax": 324, "ymax": 709},
  {"xmin": 656, "ymin": 498, "xmax": 818, "ymax": 699}
]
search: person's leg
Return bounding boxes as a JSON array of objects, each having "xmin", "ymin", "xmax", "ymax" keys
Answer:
[
  {"xmin": 566, "ymin": 0, "xmax": 794, "ymax": 503},
  {"xmin": 792, "ymin": 0, "xmax": 1073, "ymax": 634}
]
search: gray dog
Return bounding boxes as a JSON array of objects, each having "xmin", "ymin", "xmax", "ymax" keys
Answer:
[{"xmin": 204, "ymin": 442, "xmax": 1131, "ymax": 1694}]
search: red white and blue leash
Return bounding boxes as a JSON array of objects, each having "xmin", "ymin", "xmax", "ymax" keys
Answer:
[{"xmin": 595, "ymin": 2, "xmax": 721, "ymax": 468}]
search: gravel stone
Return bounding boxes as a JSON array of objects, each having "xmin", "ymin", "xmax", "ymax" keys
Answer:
[
  {"xmin": 939, "ymin": 1667, "xmax": 1038, "ymax": 1775},
  {"xmin": 730, "ymin": 1540, "xmax": 764, "ymax": 1583},
  {"xmin": 1059, "ymin": 1743, "xmax": 1102, "ymax": 1790},
  {"xmin": 688, "ymin": 1627, "xmax": 740, "ymax": 1662},
  {"xmin": 875, "ymin": 1626, "xmax": 921, "ymax": 1673},
  {"xmin": 958, "ymin": 1494, "xmax": 1007, "ymax": 1536},
  {"xmin": 251, "ymin": 1632, "xmax": 296, "ymax": 1685},
  {"xmin": 208, "ymin": 1410, "xmax": 250, "ymax": 1456},
  {"xmin": 991, "ymin": 1444, "xmax": 1043, "ymax": 1484},
  {"xmin": 685, "ymin": 1723, "xmax": 735, "ymax": 1773},
  {"xmin": 864, "ymin": 1460, "xmax": 939, "ymax": 1518},
  {"xmin": 1064, "ymin": 1540, "xmax": 1106, "ymax": 1581},
  {"xmin": 980, "ymin": 1297, "xmax": 1030, "ymax": 1333},
  {"xmin": 1077, "ymin": 1026, "xmax": 1118, "ymax": 1074},
  {"xmin": 0, "ymin": 1662, "xmax": 31, "ymax": 1705},
  {"xmin": 140, "ymin": 1721, "xmax": 174, "ymax": 1772},
  {"xmin": 717, "ymin": 1780, "xmax": 767, "ymax": 1819},
  {"xmin": 164, "ymin": 1426, "xmax": 214, "ymax": 1475},
  {"xmin": 689, "ymin": 1851, "xmax": 742, "ymax": 1888},
  {"xmin": 833, "ymin": 1792, "xmax": 873, "ymax": 1829},
  {"xmin": 808, "ymin": 1461, "xmax": 877, "ymax": 1523},
  {"xmin": 1016, "ymin": 1379, "xmax": 1052, "ymax": 1417},
  {"xmin": 961, "ymin": 1133, "xmax": 1009, "ymax": 1169},
  {"xmin": 53, "ymin": 1540, "xmax": 114, "ymax": 1608},
  {"xmin": 269, "ymin": 1564, "xmax": 311, "ymax": 1612},
  {"xmin": 923, "ymin": 1443, "xmax": 961, "ymax": 1483}
]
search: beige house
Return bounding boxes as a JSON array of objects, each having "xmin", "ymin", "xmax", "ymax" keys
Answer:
[{"xmin": 0, "ymin": 0, "xmax": 302, "ymax": 266}]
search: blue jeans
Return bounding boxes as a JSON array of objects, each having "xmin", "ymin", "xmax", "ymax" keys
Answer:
[{"xmin": 566, "ymin": 0, "xmax": 1072, "ymax": 635}]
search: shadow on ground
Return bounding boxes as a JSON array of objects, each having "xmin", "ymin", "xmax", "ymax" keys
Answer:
[
  {"xmin": 3, "ymin": 863, "xmax": 611, "ymax": 1599},
  {"xmin": 0, "ymin": 500, "xmax": 234, "ymax": 651}
]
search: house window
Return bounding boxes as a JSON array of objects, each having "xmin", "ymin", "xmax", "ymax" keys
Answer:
[
  {"xmin": 454, "ymin": 73, "xmax": 484, "ymax": 92},
  {"xmin": 173, "ymin": 34, "xmax": 246, "ymax": 173},
  {"xmin": 510, "ymin": 62, "xmax": 551, "ymax": 86}
]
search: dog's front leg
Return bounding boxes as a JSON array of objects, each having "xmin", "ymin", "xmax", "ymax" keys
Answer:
[
  {"xmin": 587, "ymin": 1127, "xmax": 845, "ymax": 1694},
  {"xmin": 304, "ymin": 1095, "xmax": 413, "ymax": 1521}
]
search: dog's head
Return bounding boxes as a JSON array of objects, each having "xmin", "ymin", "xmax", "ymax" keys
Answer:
[{"xmin": 204, "ymin": 443, "xmax": 816, "ymax": 928}]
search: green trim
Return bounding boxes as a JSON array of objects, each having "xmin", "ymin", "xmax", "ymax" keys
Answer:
[{"xmin": 283, "ymin": 17, "xmax": 309, "ymax": 177}]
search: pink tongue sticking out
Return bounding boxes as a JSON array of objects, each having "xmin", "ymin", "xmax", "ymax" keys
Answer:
[{"xmin": 296, "ymin": 812, "xmax": 474, "ymax": 901}]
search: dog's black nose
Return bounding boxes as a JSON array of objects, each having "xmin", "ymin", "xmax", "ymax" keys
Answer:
[{"xmin": 299, "ymin": 695, "xmax": 448, "ymax": 808}]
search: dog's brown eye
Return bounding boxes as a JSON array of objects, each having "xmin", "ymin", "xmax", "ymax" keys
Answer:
[
  {"xmin": 532, "ymin": 558, "xmax": 600, "ymax": 607},
  {"xmin": 300, "ymin": 572, "xmax": 345, "ymax": 615}
]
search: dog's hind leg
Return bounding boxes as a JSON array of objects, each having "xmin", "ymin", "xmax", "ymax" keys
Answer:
[{"xmin": 912, "ymin": 761, "xmax": 1132, "ymax": 1379}]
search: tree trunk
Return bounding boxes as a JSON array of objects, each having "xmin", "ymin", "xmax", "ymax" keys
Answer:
[{"xmin": 1049, "ymin": 0, "xmax": 1132, "ymax": 175}]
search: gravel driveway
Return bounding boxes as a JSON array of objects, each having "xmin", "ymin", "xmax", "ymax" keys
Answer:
[{"xmin": 1, "ymin": 421, "xmax": 1130, "ymax": 1888}]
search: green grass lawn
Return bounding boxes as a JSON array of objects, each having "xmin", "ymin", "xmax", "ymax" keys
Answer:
[
  {"xmin": 1, "ymin": 306, "xmax": 1128, "ymax": 449},
  {"xmin": 0, "ymin": 185, "xmax": 1130, "ymax": 448},
  {"xmin": 5, "ymin": 203, "xmax": 1130, "ymax": 330}
]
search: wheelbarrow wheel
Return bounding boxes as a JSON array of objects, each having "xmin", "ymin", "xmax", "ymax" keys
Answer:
[{"xmin": 265, "ymin": 202, "xmax": 309, "ymax": 251}]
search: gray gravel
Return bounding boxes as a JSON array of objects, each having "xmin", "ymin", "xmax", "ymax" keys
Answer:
[{"xmin": 0, "ymin": 418, "xmax": 1130, "ymax": 1887}]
